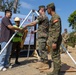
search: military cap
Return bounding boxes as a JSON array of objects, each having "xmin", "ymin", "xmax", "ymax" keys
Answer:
[
  {"xmin": 47, "ymin": 3, "xmax": 55, "ymax": 8},
  {"xmin": 38, "ymin": 5, "xmax": 46, "ymax": 12},
  {"xmin": 64, "ymin": 29, "xmax": 67, "ymax": 31}
]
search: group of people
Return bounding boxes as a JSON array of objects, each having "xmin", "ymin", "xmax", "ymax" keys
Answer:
[
  {"xmin": 0, "ymin": 2, "xmax": 63, "ymax": 75},
  {"xmin": 0, "ymin": 9, "xmax": 27, "ymax": 71}
]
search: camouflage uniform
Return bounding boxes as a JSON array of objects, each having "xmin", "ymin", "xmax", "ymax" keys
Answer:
[
  {"xmin": 35, "ymin": 9, "xmax": 49, "ymax": 61},
  {"xmin": 36, "ymin": 39, "xmax": 39, "ymax": 50},
  {"xmin": 47, "ymin": 3, "xmax": 62, "ymax": 75},
  {"xmin": 36, "ymin": 30, "xmax": 39, "ymax": 51},
  {"xmin": 62, "ymin": 31, "xmax": 69, "ymax": 49}
]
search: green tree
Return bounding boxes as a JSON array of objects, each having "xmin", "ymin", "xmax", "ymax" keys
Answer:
[
  {"xmin": 0, "ymin": 0, "xmax": 20, "ymax": 13},
  {"xmin": 0, "ymin": 0, "xmax": 5, "ymax": 11},
  {"xmin": 68, "ymin": 10, "xmax": 76, "ymax": 31},
  {"xmin": 67, "ymin": 31, "xmax": 76, "ymax": 47}
]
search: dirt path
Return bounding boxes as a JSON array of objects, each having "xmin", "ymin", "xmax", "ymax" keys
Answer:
[{"xmin": 0, "ymin": 46, "xmax": 76, "ymax": 75}]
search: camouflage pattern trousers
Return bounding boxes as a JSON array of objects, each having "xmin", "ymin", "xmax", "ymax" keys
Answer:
[
  {"xmin": 60, "ymin": 41, "xmax": 68, "ymax": 52},
  {"xmin": 37, "ymin": 37, "xmax": 48, "ymax": 61},
  {"xmin": 48, "ymin": 36, "xmax": 62, "ymax": 74}
]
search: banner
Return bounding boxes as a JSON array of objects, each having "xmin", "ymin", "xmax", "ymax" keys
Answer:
[{"xmin": 0, "ymin": 12, "xmax": 34, "ymax": 45}]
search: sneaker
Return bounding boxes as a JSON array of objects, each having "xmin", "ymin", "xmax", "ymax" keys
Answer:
[
  {"xmin": 5, "ymin": 64, "xmax": 12, "ymax": 69},
  {"xmin": 0, "ymin": 66, "xmax": 4, "ymax": 71},
  {"xmin": 9, "ymin": 65, "xmax": 12, "ymax": 69},
  {"xmin": 2, "ymin": 67, "xmax": 7, "ymax": 71}
]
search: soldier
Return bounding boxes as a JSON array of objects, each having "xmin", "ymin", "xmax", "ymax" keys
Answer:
[
  {"xmin": 31, "ymin": 30, "xmax": 41, "ymax": 60},
  {"xmin": 61, "ymin": 29, "xmax": 69, "ymax": 52},
  {"xmin": 46, "ymin": 3, "xmax": 62, "ymax": 75},
  {"xmin": 23, "ymin": 6, "xmax": 49, "ymax": 64}
]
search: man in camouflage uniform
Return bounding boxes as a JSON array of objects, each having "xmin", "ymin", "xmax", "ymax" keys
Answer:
[
  {"xmin": 46, "ymin": 3, "xmax": 62, "ymax": 75},
  {"xmin": 23, "ymin": 6, "xmax": 49, "ymax": 63},
  {"xmin": 31, "ymin": 30, "xmax": 40, "ymax": 60},
  {"xmin": 61, "ymin": 29, "xmax": 69, "ymax": 53}
]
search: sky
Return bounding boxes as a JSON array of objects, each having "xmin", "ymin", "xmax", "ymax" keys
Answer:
[{"xmin": 19, "ymin": 0, "xmax": 76, "ymax": 33}]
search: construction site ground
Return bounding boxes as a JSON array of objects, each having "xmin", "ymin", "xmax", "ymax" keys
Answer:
[{"xmin": 0, "ymin": 46, "xmax": 76, "ymax": 75}]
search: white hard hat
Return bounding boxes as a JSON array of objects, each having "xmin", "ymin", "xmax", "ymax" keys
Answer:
[{"xmin": 14, "ymin": 17, "xmax": 20, "ymax": 21}]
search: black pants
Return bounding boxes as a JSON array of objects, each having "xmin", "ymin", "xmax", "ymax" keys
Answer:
[
  {"xmin": 0, "ymin": 45, "xmax": 1, "ymax": 51},
  {"xmin": 10, "ymin": 42, "xmax": 21, "ymax": 62}
]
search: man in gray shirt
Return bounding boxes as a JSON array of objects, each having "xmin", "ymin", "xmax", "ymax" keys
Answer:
[{"xmin": 0, "ymin": 9, "xmax": 22, "ymax": 71}]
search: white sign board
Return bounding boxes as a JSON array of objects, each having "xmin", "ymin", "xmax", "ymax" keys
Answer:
[{"xmin": 0, "ymin": 12, "xmax": 34, "ymax": 45}]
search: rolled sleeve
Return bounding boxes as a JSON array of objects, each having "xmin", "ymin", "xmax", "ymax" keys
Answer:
[
  {"xmin": 36, "ymin": 16, "xmax": 43, "ymax": 24},
  {"xmin": 34, "ymin": 19, "xmax": 39, "ymax": 23}
]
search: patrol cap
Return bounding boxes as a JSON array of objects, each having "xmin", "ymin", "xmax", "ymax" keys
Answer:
[
  {"xmin": 14, "ymin": 17, "xmax": 20, "ymax": 21},
  {"xmin": 38, "ymin": 5, "xmax": 46, "ymax": 12},
  {"xmin": 46, "ymin": 3, "xmax": 55, "ymax": 9},
  {"xmin": 64, "ymin": 29, "xmax": 67, "ymax": 31}
]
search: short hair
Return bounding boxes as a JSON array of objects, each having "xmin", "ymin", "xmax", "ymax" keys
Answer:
[
  {"xmin": 5, "ymin": 9, "xmax": 12, "ymax": 15},
  {"xmin": 40, "ymin": 7, "xmax": 46, "ymax": 12}
]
